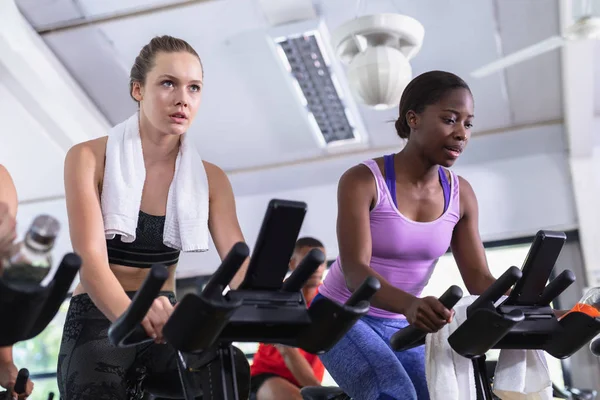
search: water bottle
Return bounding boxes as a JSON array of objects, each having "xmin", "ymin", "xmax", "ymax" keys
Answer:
[
  {"xmin": 560, "ymin": 287, "xmax": 600, "ymax": 320},
  {"xmin": 0, "ymin": 214, "xmax": 60, "ymax": 288}
]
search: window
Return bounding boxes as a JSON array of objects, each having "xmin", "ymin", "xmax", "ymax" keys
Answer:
[{"xmin": 12, "ymin": 299, "xmax": 70, "ymax": 398}]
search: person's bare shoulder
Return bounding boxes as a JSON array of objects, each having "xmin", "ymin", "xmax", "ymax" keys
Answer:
[
  {"xmin": 64, "ymin": 136, "xmax": 108, "ymax": 185},
  {"xmin": 0, "ymin": 164, "xmax": 17, "ymax": 215},
  {"xmin": 202, "ymin": 161, "xmax": 233, "ymax": 200},
  {"xmin": 0, "ymin": 165, "xmax": 15, "ymax": 191},
  {"xmin": 203, "ymin": 160, "xmax": 225, "ymax": 179},
  {"xmin": 66, "ymin": 136, "xmax": 108, "ymax": 167},
  {"xmin": 67, "ymin": 136, "xmax": 108, "ymax": 161},
  {"xmin": 339, "ymin": 162, "xmax": 378, "ymax": 194}
]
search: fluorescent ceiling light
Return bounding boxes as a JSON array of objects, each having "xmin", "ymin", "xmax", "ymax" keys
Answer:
[{"xmin": 271, "ymin": 21, "xmax": 366, "ymax": 149}]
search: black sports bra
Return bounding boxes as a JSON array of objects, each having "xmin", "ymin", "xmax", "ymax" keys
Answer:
[{"xmin": 106, "ymin": 211, "xmax": 180, "ymax": 268}]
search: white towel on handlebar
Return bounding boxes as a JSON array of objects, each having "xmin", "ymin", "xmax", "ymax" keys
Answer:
[
  {"xmin": 426, "ymin": 296, "xmax": 476, "ymax": 400},
  {"xmin": 425, "ymin": 295, "xmax": 552, "ymax": 400},
  {"xmin": 493, "ymin": 348, "xmax": 552, "ymax": 400},
  {"xmin": 101, "ymin": 112, "xmax": 210, "ymax": 252}
]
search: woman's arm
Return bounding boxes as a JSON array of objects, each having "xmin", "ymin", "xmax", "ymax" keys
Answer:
[
  {"xmin": 0, "ymin": 348, "xmax": 12, "ymax": 365},
  {"xmin": 204, "ymin": 162, "xmax": 248, "ymax": 289},
  {"xmin": 274, "ymin": 345, "xmax": 321, "ymax": 387},
  {"xmin": 0, "ymin": 165, "xmax": 17, "ymax": 216},
  {"xmin": 0, "ymin": 165, "xmax": 17, "ymax": 379},
  {"xmin": 64, "ymin": 142, "xmax": 133, "ymax": 322},
  {"xmin": 337, "ymin": 165, "xmax": 449, "ymax": 329},
  {"xmin": 0, "ymin": 165, "xmax": 18, "ymax": 365},
  {"xmin": 0, "ymin": 165, "xmax": 17, "ymax": 259},
  {"xmin": 450, "ymin": 176, "xmax": 496, "ymax": 295}
]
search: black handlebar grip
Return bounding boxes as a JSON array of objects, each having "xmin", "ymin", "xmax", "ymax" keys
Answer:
[
  {"xmin": 124, "ymin": 264, "xmax": 169, "ymax": 326},
  {"xmin": 48, "ymin": 393, "xmax": 55, "ymax": 400},
  {"xmin": 52, "ymin": 253, "xmax": 82, "ymax": 286},
  {"xmin": 390, "ymin": 285, "xmax": 463, "ymax": 351},
  {"xmin": 538, "ymin": 269, "xmax": 575, "ymax": 305},
  {"xmin": 123, "ymin": 325, "xmax": 151, "ymax": 345},
  {"xmin": 469, "ymin": 266, "xmax": 522, "ymax": 312},
  {"xmin": 437, "ymin": 285, "xmax": 464, "ymax": 309},
  {"xmin": 281, "ymin": 248, "xmax": 325, "ymax": 292},
  {"xmin": 108, "ymin": 264, "xmax": 169, "ymax": 346},
  {"xmin": 201, "ymin": 242, "xmax": 249, "ymax": 298},
  {"xmin": 14, "ymin": 368, "xmax": 28, "ymax": 394},
  {"xmin": 345, "ymin": 276, "xmax": 381, "ymax": 307}
]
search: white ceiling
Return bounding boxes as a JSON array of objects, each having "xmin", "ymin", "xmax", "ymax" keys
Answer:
[
  {"xmin": 4, "ymin": 0, "xmax": 600, "ymax": 279},
  {"xmin": 12, "ymin": 0, "xmax": 568, "ymax": 177},
  {"xmin": 5, "ymin": 0, "xmax": 600, "ymax": 204}
]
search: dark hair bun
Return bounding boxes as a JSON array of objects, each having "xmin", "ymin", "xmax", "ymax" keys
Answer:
[{"xmin": 394, "ymin": 118, "xmax": 409, "ymax": 139}]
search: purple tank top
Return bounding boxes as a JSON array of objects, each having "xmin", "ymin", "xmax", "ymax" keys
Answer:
[{"xmin": 318, "ymin": 157, "xmax": 461, "ymax": 319}]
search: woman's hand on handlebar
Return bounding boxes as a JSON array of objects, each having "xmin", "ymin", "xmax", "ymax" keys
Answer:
[
  {"xmin": 405, "ymin": 296, "xmax": 453, "ymax": 333},
  {"xmin": 141, "ymin": 296, "xmax": 175, "ymax": 344},
  {"xmin": 0, "ymin": 361, "xmax": 33, "ymax": 399}
]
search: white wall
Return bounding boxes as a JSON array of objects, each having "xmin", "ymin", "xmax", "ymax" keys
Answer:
[
  {"xmin": 458, "ymin": 153, "xmax": 576, "ymax": 241},
  {"xmin": 593, "ymin": 117, "xmax": 600, "ymax": 161}
]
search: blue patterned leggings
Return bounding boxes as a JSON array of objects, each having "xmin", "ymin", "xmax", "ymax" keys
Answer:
[{"xmin": 313, "ymin": 293, "xmax": 428, "ymax": 400}]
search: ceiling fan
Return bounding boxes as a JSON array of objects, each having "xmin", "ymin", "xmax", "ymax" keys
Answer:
[{"xmin": 471, "ymin": 0, "xmax": 600, "ymax": 78}]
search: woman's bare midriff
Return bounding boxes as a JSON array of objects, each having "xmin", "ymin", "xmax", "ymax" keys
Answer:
[{"xmin": 72, "ymin": 263, "xmax": 178, "ymax": 296}]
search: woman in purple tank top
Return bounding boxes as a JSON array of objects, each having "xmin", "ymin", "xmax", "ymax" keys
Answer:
[{"xmin": 313, "ymin": 71, "xmax": 498, "ymax": 400}]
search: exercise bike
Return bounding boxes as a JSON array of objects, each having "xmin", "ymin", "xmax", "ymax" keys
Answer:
[
  {"xmin": 0, "ymin": 253, "xmax": 81, "ymax": 400},
  {"xmin": 109, "ymin": 199, "xmax": 381, "ymax": 400},
  {"xmin": 302, "ymin": 230, "xmax": 600, "ymax": 400}
]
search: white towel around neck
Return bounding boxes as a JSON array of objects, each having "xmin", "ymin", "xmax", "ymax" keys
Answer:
[{"xmin": 100, "ymin": 112, "xmax": 209, "ymax": 252}]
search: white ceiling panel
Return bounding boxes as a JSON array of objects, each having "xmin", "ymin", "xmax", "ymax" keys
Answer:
[
  {"xmin": 69, "ymin": 0, "xmax": 185, "ymax": 20},
  {"xmin": 42, "ymin": 27, "xmax": 136, "ymax": 125},
  {"xmin": 0, "ymin": 83, "xmax": 66, "ymax": 202},
  {"xmin": 14, "ymin": 0, "xmax": 203, "ymax": 30},
  {"xmin": 495, "ymin": 0, "xmax": 563, "ymax": 126},
  {"xmin": 14, "ymin": 0, "xmax": 83, "ymax": 30}
]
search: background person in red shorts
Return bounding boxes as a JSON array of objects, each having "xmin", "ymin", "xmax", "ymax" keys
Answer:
[{"xmin": 250, "ymin": 237, "xmax": 328, "ymax": 400}]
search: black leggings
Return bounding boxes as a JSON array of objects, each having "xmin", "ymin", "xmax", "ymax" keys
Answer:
[{"xmin": 57, "ymin": 292, "xmax": 249, "ymax": 399}]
